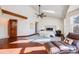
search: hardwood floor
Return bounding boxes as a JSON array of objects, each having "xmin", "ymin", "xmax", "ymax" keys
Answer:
[{"xmin": 0, "ymin": 37, "xmax": 48, "ymax": 54}]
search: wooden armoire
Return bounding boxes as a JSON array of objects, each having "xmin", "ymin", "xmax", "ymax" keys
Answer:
[{"xmin": 8, "ymin": 19, "xmax": 17, "ymax": 42}]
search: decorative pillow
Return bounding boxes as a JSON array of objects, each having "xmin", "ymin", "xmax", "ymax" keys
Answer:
[{"xmin": 64, "ymin": 38, "xmax": 74, "ymax": 45}]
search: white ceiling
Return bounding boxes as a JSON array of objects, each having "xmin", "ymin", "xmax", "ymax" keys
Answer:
[
  {"xmin": 1, "ymin": 5, "xmax": 69, "ymax": 20},
  {"xmin": 32, "ymin": 5, "xmax": 69, "ymax": 19}
]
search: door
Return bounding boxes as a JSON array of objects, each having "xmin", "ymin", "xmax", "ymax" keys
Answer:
[
  {"xmin": 35, "ymin": 22, "xmax": 38, "ymax": 34},
  {"xmin": 8, "ymin": 19, "xmax": 17, "ymax": 42}
]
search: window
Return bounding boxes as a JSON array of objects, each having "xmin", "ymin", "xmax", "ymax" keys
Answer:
[{"xmin": 73, "ymin": 16, "xmax": 79, "ymax": 33}]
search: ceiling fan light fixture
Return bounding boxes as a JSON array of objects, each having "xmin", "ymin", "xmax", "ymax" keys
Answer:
[
  {"xmin": 34, "ymin": 5, "xmax": 47, "ymax": 19},
  {"xmin": 43, "ymin": 10, "xmax": 55, "ymax": 14}
]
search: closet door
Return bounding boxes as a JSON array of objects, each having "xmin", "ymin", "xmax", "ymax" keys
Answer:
[{"xmin": 8, "ymin": 19, "xmax": 17, "ymax": 42}]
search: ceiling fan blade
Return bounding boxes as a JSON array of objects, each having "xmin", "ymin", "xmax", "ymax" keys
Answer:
[
  {"xmin": 34, "ymin": 5, "xmax": 47, "ymax": 19},
  {"xmin": 42, "ymin": 13, "xmax": 47, "ymax": 16}
]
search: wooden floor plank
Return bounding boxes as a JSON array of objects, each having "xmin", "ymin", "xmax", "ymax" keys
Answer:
[{"xmin": 0, "ymin": 37, "xmax": 48, "ymax": 54}]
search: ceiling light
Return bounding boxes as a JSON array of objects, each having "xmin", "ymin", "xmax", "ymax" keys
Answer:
[
  {"xmin": 43, "ymin": 10, "xmax": 55, "ymax": 13},
  {"xmin": 35, "ymin": 5, "xmax": 46, "ymax": 19}
]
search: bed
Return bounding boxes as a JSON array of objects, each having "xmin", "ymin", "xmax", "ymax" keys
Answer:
[
  {"xmin": 44, "ymin": 33, "xmax": 79, "ymax": 54},
  {"xmin": 45, "ymin": 41, "xmax": 78, "ymax": 54}
]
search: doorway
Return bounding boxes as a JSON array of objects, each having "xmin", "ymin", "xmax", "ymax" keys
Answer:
[{"xmin": 8, "ymin": 19, "xmax": 17, "ymax": 42}]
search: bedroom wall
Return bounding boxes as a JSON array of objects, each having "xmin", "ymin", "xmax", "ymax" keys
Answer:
[
  {"xmin": 0, "ymin": 5, "xmax": 36, "ymax": 39},
  {"xmin": 64, "ymin": 5, "xmax": 79, "ymax": 36},
  {"xmin": 37, "ymin": 17, "xmax": 63, "ymax": 33},
  {"xmin": 0, "ymin": 5, "xmax": 66, "ymax": 39},
  {"xmin": 0, "ymin": 17, "xmax": 9, "ymax": 39}
]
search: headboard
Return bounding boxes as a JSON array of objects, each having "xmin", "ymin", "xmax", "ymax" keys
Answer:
[{"xmin": 67, "ymin": 33, "xmax": 79, "ymax": 40}]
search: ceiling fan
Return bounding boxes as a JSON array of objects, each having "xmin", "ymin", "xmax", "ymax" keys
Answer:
[{"xmin": 35, "ymin": 5, "xmax": 46, "ymax": 19}]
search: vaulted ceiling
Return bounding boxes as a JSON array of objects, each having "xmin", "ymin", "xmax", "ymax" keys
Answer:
[
  {"xmin": 32, "ymin": 5, "xmax": 69, "ymax": 19},
  {"xmin": 1, "ymin": 5, "xmax": 69, "ymax": 20}
]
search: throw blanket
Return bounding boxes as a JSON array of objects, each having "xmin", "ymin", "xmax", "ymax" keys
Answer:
[{"xmin": 45, "ymin": 41, "xmax": 77, "ymax": 54}]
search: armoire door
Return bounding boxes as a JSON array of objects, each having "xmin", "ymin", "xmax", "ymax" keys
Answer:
[{"xmin": 8, "ymin": 19, "xmax": 17, "ymax": 38}]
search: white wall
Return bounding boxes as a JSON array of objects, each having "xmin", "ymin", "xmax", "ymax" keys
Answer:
[
  {"xmin": 37, "ymin": 17, "xmax": 63, "ymax": 33},
  {"xmin": 0, "ymin": 17, "xmax": 9, "ymax": 39},
  {"xmin": 0, "ymin": 5, "xmax": 36, "ymax": 39},
  {"xmin": 0, "ymin": 5, "xmax": 64, "ymax": 39},
  {"xmin": 64, "ymin": 5, "xmax": 79, "ymax": 36},
  {"xmin": 64, "ymin": 16, "xmax": 71, "ymax": 36}
]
